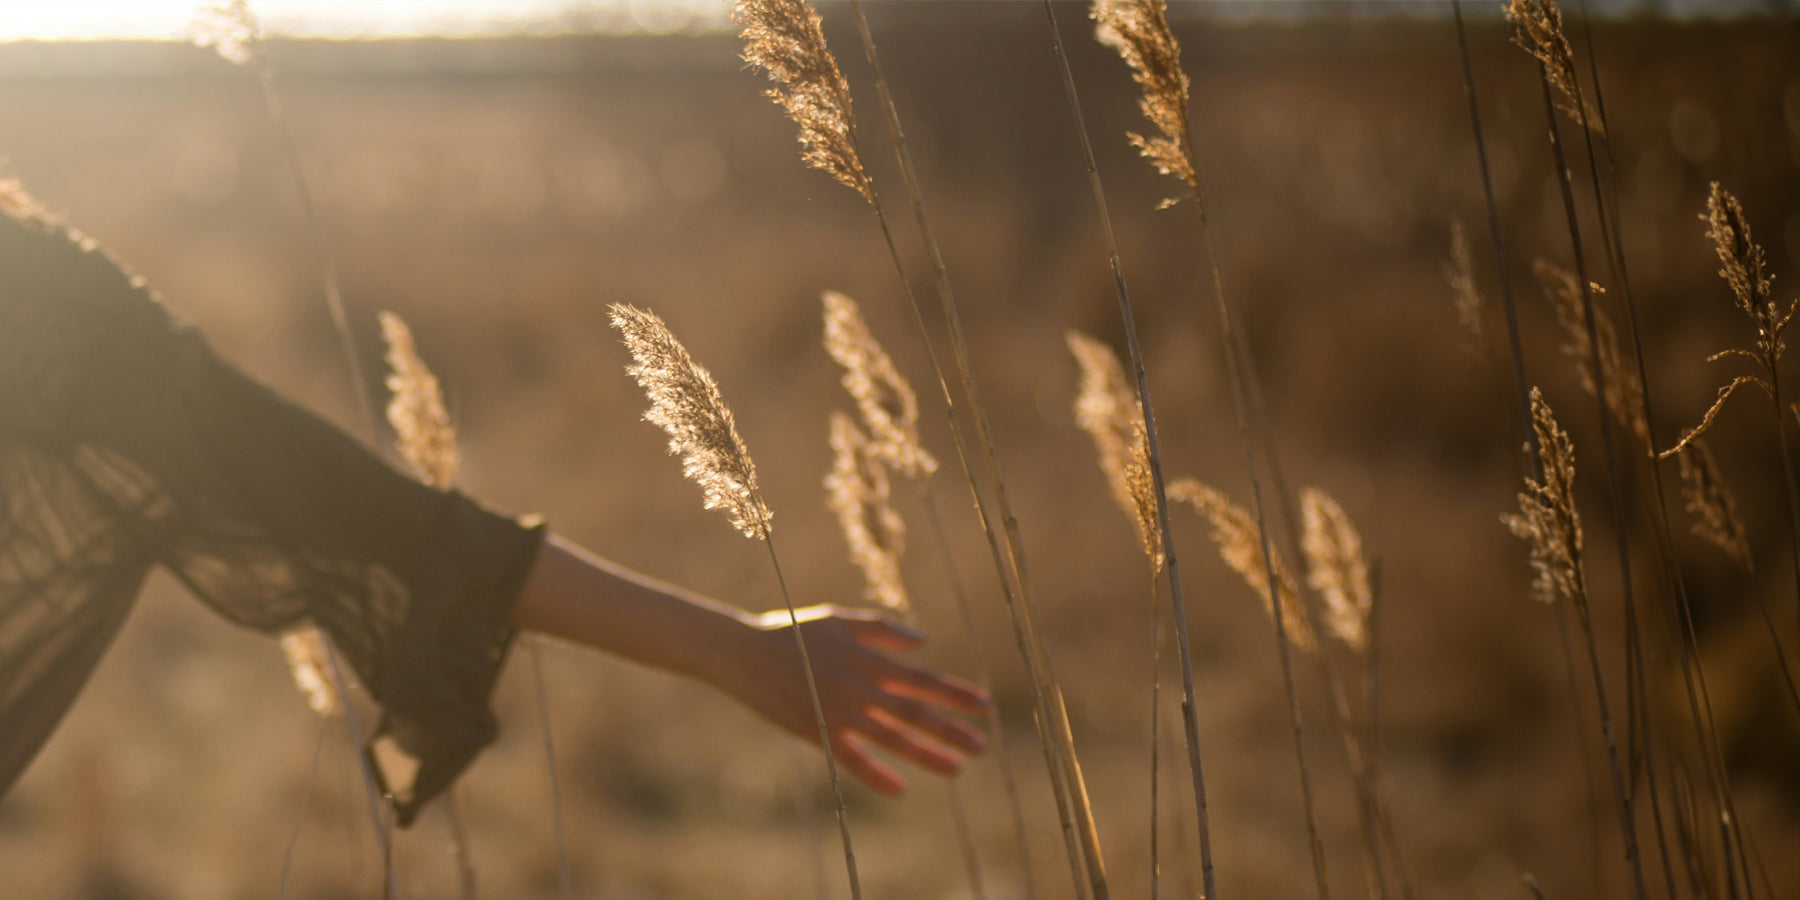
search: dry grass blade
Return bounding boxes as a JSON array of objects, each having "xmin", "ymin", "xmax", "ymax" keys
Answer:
[
  {"xmin": 1445, "ymin": 218, "xmax": 1484, "ymax": 344},
  {"xmin": 1534, "ymin": 259, "xmax": 1649, "ymax": 452},
  {"xmin": 279, "ymin": 628, "xmax": 341, "ymax": 717},
  {"xmin": 1503, "ymin": 388, "xmax": 1584, "ymax": 606},
  {"xmin": 1169, "ymin": 478, "xmax": 1314, "ymax": 651},
  {"xmin": 826, "ymin": 412, "xmax": 910, "ymax": 615},
  {"xmin": 1091, "ymin": 0, "xmax": 1196, "ymax": 197},
  {"xmin": 610, "ymin": 304, "xmax": 772, "ymax": 539},
  {"xmin": 189, "ymin": 0, "xmax": 257, "ymax": 65},
  {"xmin": 1068, "ymin": 331, "xmax": 1162, "ymax": 572},
  {"xmin": 1659, "ymin": 375, "xmax": 1771, "ymax": 459},
  {"xmin": 380, "ymin": 311, "xmax": 460, "ymax": 491},
  {"xmin": 1504, "ymin": 0, "xmax": 1602, "ymax": 135},
  {"xmin": 1676, "ymin": 440, "xmax": 1752, "ymax": 572},
  {"xmin": 735, "ymin": 0, "xmax": 873, "ymax": 204},
  {"xmin": 823, "ymin": 291, "xmax": 937, "ymax": 479},
  {"xmin": 1300, "ymin": 487, "xmax": 1372, "ymax": 652}
]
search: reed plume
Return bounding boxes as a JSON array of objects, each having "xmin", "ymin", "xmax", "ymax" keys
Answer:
[
  {"xmin": 1068, "ymin": 331, "xmax": 1162, "ymax": 571},
  {"xmin": 1088, "ymin": 2, "xmax": 1331, "ymax": 894},
  {"xmin": 190, "ymin": 0, "xmax": 256, "ymax": 65},
  {"xmin": 735, "ymin": 0, "xmax": 873, "ymax": 204},
  {"xmin": 611, "ymin": 304, "xmax": 772, "ymax": 539},
  {"xmin": 1503, "ymin": 388, "xmax": 1584, "ymax": 607},
  {"xmin": 823, "ymin": 291, "xmax": 937, "ymax": 479},
  {"xmin": 1300, "ymin": 488, "xmax": 1372, "ymax": 653},
  {"xmin": 819, "ymin": 292, "xmax": 1035, "ymax": 900},
  {"xmin": 1504, "ymin": 0, "xmax": 1602, "ymax": 135},
  {"xmin": 1092, "ymin": 0, "xmax": 1196, "ymax": 196},
  {"xmin": 279, "ymin": 629, "xmax": 341, "ymax": 717},
  {"xmin": 379, "ymin": 311, "xmax": 506, "ymax": 900},
  {"xmin": 1169, "ymin": 478, "xmax": 1315, "ymax": 651},
  {"xmin": 1445, "ymin": 218, "xmax": 1484, "ymax": 344},
  {"xmin": 1675, "ymin": 440, "xmax": 1751, "ymax": 572},
  {"xmin": 1659, "ymin": 184, "xmax": 1796, "ymax": 458},
  {"xmin": 380, "ymin": 312, "xmax": 459, "ymax": 491},
  {"xmin": 826, "ymin": 412, "xmax": 910, "ymax": 615},
  {"xmin": 1534, "ymin": 259, "xmax": 1649, "ymax": 453},
  {"xmin": 611, "ymin": 302, "xmax": 862, "ymax": 899}
]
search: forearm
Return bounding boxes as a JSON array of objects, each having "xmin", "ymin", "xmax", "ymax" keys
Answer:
[{"xmin": 511, "ymin": 532, "xmax": 759, "ymax": 687}]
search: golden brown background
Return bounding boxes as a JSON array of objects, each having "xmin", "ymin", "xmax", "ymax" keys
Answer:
[{"xmin": 0, "ymin": 4, "xmax": 1796, "ymax": 898}]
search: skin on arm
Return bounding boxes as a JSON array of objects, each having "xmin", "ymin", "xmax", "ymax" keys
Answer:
[{"xmin": 510, "ymin": 533, "xmax": 990, "ymax": 796}]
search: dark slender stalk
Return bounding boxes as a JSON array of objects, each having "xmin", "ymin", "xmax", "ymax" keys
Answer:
[
  {"xmin": 1147, "ymin": 567, "xmax": 1163, "ymax": 900},
  {"xmin": 244, "ymin": 38, "xmax": 394, "ymax": 896},
  {"xmin": 528, "ymin": 642, "xmax": 573, "ymax": 900},
  {"xmin": 874, "ymin": 206, "xmax": 1092, "ymax": 900},
  {"xmin": 280, "ymin": 714, "xmax": 332, "ymax": 900},
  {"xmin": 1451, "ymin": 0, "xmax": 1536, "ymax": 467},
  {"xmin": 843, "ymin": 4, "xmax": 1107, "ymax": 896},
  {"xmin": 1555, "ymin": 600, "xmax": 1607, "ymax": 900},
  {"xmin": 1536, "ymin": 59, "xmax": 1650, "ymax": 900},
  {"xmin": 1032, "ymin": 5, "xmax": 1216, "ymax": 899},
  {"xmin": 763, "ymin": 529, "xmax": 863, "ymax": 900},
  {"xmin": 918, "ymin": 484, "xmax": 1039, "ymax": 900},
  {"xmin": 947, "ymin": 779, "xmax": 989, "ymax": 900}
]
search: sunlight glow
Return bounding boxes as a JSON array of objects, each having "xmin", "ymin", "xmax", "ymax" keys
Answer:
[{"xmin": 0, "ymin": 1, "xmax": 732, "ymax": 41}]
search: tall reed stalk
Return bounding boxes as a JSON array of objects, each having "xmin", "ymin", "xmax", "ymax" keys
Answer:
[
  {"xmin": 1084, "ymin": 3, "xmax": 1332, "ymax": 897},
  {"xmin": 1068, "ymin": 331, "xmax": 1169, "ymax": 898},
  {"xmin": 836, "ymin": 5, "xmax": 1113, "ymax": 896},
  {"xmin": 610, "ymin": 303, "xmax": 863, "ymax": 900},
  {"xmin": 192, "ymin": 5, "xmax": 391, "ymax": 894},
  {"xmin": 823, "ymin": 365, "xmax": 985, "ymax": 899},
  {"xmin": 737, "ymin": 2, "xmax": 1103, "ymax": 895}
]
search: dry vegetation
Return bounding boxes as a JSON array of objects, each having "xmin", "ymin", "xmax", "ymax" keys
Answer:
[{"xmin": 0, "ymin": 3, "xmax": 1797, "ymax": 900}]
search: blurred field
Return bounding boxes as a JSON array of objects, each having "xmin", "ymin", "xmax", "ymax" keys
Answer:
[{"xmin": 0, "ymin": 4, "xmax": 1797, "ymax": 899}]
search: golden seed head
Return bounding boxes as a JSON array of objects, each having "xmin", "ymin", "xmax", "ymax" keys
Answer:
[
  {"xmin": 1092, "ymin": 0, "xmax": 1198, "ymax": 196},
  {"xmin": 1503, "ymin": 388, "xmax": 1584, "ymax": 606},
  {"xmin": 1068, "ymin": 331, "xmax": 1161, "ymax": 572},
  {"xmin": 1169, "ymin": 478, "xmax": 1314, "ymax": 652},
  {"xmin": 1533, "ymin": 259, "xmax": 1649, "ymax": 453},
  {"xmin": 825, "ymin": 412, "xmax": 910, "ymax": 615},
  {"xmin": 280, "ymin": 628, "xmax": 341, "ymax": 717},
  {"xmin": 381, "ymin": 311, "xmax": 460, "ymax": 491},
  {"xmin": 611, "ymin": 303, "xmax": 772, "ymax": 540},
  {"xmin": 1676, "ymin": 439, "xmax": 1752, "ymax": 573},
  {"xmin": 1445, "ymin": 218, "xmax": 1484, "ymax": 344},
  {"xmin": 822, "ymin": 291, "xmax": 937, "ymax": 479},
  {"xmin": 735, "ymin": 0, "xmax": 874, "ymax": 204},
  {"xmin": 1504, "ymin": 0, "xmax": 1603, "ymax": 135},
  {"xmin": 1300, "ymin": 487, "xmax": 1371, "ymax": 652}
]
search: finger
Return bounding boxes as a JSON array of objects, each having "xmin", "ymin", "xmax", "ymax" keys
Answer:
[
  {"xmin": 874, "ymin": 694, "xmax": 987, "ymax": 756},
  {"xmin": 871, "ymin": 656, "xmax": 989, "ymax": 716},
  {"xmin": 856, "ymin": 708, "xmax": 964, "ymax": 777},
  {"xmin": 842, "ymin": 614, "xmax": 926, "ymax": 652},
  {"xmin": 832, "ymin": 731, "xmax": 907, "ymax": 797}
]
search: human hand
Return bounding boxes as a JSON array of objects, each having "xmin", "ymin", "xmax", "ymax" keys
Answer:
[{"xmin": 714, "ymin": 604, "xmax": 990, "ymax": 796}]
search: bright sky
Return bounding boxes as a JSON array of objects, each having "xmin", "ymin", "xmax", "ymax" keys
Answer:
[
  {"xmin": 0, "ymin": 1, "xmax": 733, "ymax": 41},
  {"xmin": 0, "ymin": 0, "xmax": 1766, "ymax": 40}
]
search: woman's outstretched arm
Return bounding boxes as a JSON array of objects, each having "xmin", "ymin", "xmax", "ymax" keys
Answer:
[{"xmin": 512, "ymin": 533, "xmax": 989, "ymax": 796}]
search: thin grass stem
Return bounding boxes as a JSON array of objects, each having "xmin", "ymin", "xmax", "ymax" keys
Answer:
[
  {"xmin": 918, "ymin": 483, "xmax": 1039, "ymax": 900},
  {"xmin": 1533, "ymin": 53, "xmax": 1651, "ymax": 900},
  {"xmin": 279, "ymin": 712, "xmax": 332, "ymax": 900},
  {"xmin": 844, "ymin": 4, "xmax": 1106, "ymax": 895},
  {"xmin": 764, "ymin": 530, "xmax": 864, "ymax": 900},
  {"xmin": 1032, "ymin": 8, "xmax": 1217, "ymax": 900},
  {"xmin": 528, "ymin": 641, "xmax": 574, "ymax": 900}
]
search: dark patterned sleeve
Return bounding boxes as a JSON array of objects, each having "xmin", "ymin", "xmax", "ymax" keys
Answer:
[{"xmin": 0, "ymin": 191, "xmax": 543, "ymax": 826}]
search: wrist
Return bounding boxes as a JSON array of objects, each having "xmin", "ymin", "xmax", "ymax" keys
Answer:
[{"xmin": 691, "ymin": 606, "xmax": 766, "ymax": 689}]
